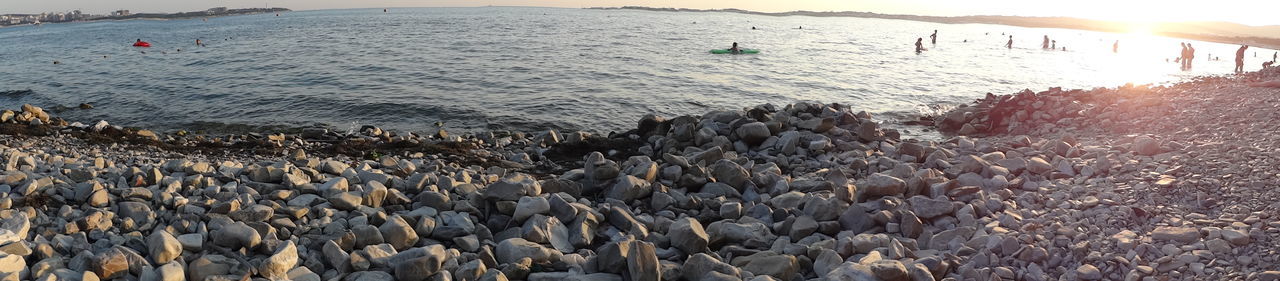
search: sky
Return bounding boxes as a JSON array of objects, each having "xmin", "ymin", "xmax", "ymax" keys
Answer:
[{"xmin": 4, "ymin": 0, "xmax": 1277, "ymax": 26}]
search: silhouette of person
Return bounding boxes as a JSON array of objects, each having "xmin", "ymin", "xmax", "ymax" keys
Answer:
[
  {"xmin": 1186, "ymin": 44, "xmax": 1195, "ymax": 70},
  {"xmin": 1051, "ymin": 40, "xmax": 1056, "ymax": 50},
  {"xmin": 1235, "ymin": 45, "xmax": 1249, "ymax": 73},
  {"xmin": 729, "ymin": 42, "xmax": 742, "ymax": 54},
  {"xmin": 1178, "ymin": 43, "xmax": 1188, "ymax": 69},
  {"xmin": 916, "ymin": 38, "xmax": 925, "ymax": 53},
  {"xmin": 930, "ymin": 30, "xmax": 937, "ymax": 44},
  {"xmin": 1113, "ymin": 40, "xmax": 1119, "ymax": 53},
  {"xmin": 1042, "ymin": 35, "xmax": 1049, "ymax": 49},
  {"xmin": 1006, "ymin": 36, "xmax": 1013, "ymax": 49}
]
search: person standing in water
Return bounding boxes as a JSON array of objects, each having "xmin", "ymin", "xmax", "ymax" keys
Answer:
[
  {"xmin": 916, "ymin": 38, "xmax": 925, "ymax": 53},
  {"xmin": 1113, "ymin": 40, "xmax": 1119, "ymax": 53},
  {"xmin": 1042, "ymin": 35, "xmax": 1050, "ymax": 49},
  {"xmin": 1006, "ymin": 35, "xmax": 1013, "ymax": 49},
  {"xmin": 1235, "ymin": 45, "xmax": 1249, "ymax": 73},
  {"xmin": 930, "ymin": 30, "xmax": 937, "ymax": 44},
  {"xmin": 1051, "ymin": 40, "xmax": 1056, "ymax": 50},
  {"xmin": 1186, "ymin": 44, "xmax": 1196, "ymax": 70}
]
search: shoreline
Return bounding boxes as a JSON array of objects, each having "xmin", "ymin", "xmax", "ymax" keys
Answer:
[
  {"xmin": 0, "ymin": 69, "xmax": 1278, "ymax": 280},
  {"xmin": 0, "ymin": 8, "xmax": 289, "ymax": 29}
]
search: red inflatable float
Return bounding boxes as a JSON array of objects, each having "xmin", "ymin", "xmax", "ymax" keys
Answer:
[{"xmin": 133, "ymin": 41, "xmax": 151, "ymax": 47}]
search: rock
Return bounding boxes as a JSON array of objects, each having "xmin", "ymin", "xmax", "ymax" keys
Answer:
[
  {"xmin": 682, "ymin": 253, "xmax": 739, "ymax": 281},
  {"xmin": 740, "ymin": 254, "xmax": 798, "ymax": 280},
  {"xmin": 813, "ymin": 250, "xmax": 842, "ymax": 274},
  {"xmin": 496, "ymin": 238, "xmax": 559, "ymax": 264},
  {"xmin": 668, "ymin": 218, "xmax": 708, "ymax": 254},
  {"xmin": 394, "ymin": 246, "xmax": 446, "ymax": 281},
  {"xmin": 824, "ymin": 262, "xmax": 877, "ymax": 281},
  {"xmin": 706, "ymin": 221, "xmax": 772, "ymax": 245},
  {"xmin": 907, "ymin": 263, "xmax": 934, "ymax": 281},
  {"xmin": 736, "ymin": 122, "xmax": 771, "ymax": 146},
  {"xmin": 0, "ymin": 253, "xmax": 26, "ymax": 281},
  {"xmin": 146, "ymin": 230, "xmax": 182, "ymax": 264},
  {"xmin": 380, "ymin": 215, "xmax": 419, "ymax": 251},
  {"xmin": 513, "ymin": 196, "xmax": 550, "ymax": 222},
  {"xmin": 899, "ymin": 212, "xmax": 923, "ymax": 238},
  {"xmin": 157, "ymin": 261, "xmax": 185, "ymax": 281},
  {"xmin": 862, "ymin": 173, "xmax": 905, "ymax": 196},
  {"xmin": 91, "ymin": 249, "xmax": 129, "ymax": 280},
  {"xmin": 606, "ymin": 175, "xmax": 652, "ymax": 202},
  {"xmin": 329, "ymin": 192, "xmax": 365, "ymax": 211},
  {"xmin": 213, "ymin": 222, "xmax": 261, "ymax": 250},
  {"xmin": 260, "ymin": 241, "xmax": 299, "ymax": 279},
  {"xmin": 188, "ymin": 255, "xmax": 231, "ymax": 281},
  {"xmin": 177, "ymin": 234, "xmax": 204, "ymax": 252},
  {"xmin": 323, "ymin": 240, "xmax": 352, "ymax": 273},
  {"xmin": 347, "ymin": 271, "xmax": 393, "ymax": 281},
  {"xmin": 1026, "ymin": 157, "xmax": 1052, "ymax": 175},
  {"xmin": 908, "ymin": 196, "xmax": 955, "ymax": 219},
  {"xmin": 869, "ymin": 260, "xmax": 907, "ymax": 281},
  {"xmin": 627, "ymin": 241, "xmax": 660, "ymax": 281},
  {"xmin": 709, "ymin": 160, "xmax": 750, "ymax": 191},
  {"xmin": 1133, "ymin": 136, "xmax": 1160, "ymax": 156},
  {"xmin": 1222, "ymin": 229, "xmax": 1250, "ymax": 246},
  {"xmin": 789, "ymin": 216, "xmax": 818, "ymax": 240},
  {"xmin": 1151, "ymin": 226, "xmax": 1199, "ymax": 243},
  {"xmin": 1076, "ymin": 264, "xmax": 1102, "ymax": 280},
  {"xmin": 1206, "ymin": 238, "xmax": 1232, "ymax": 253},
  {"xmin": 484, "ymin": 173, "xmax": 541, "ymax": 201}
]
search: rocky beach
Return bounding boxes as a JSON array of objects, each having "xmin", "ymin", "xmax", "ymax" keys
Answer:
[{"xmin": 1, "ymin": 67, "xmax": 1279, "ymax": 281}]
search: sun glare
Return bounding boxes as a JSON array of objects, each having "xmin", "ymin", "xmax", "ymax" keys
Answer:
[{"xmin": 1124, "ymin": 22, "xmax": 1154, "ymax": 37}]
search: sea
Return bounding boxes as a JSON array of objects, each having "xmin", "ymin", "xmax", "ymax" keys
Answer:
[{"xmin": 1, "ymin": 7, "xmax": 1275, "ymax": 135}]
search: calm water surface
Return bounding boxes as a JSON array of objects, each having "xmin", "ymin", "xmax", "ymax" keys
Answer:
[{"xmin": 0, "ymin": 7, "xmax": 1274, "ymax": 134}]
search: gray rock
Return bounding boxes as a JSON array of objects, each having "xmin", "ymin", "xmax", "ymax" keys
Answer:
[
  {"xmin": 329, "ymin": 192, "xmax": 364, "ymax": 211},
  {"xmin": 1132, "ymin": 136, "xmax": 1160, "ymax": 156},
  {"xmin": 260, "ymin": 241, "xmax": 299, "ymax": 279},
  {"xmin": 146, "ymin": 230, "xmax": 182, "ymax": 264},
  {"xmin": 496, "ymin": 238, "xmax": 560, "ymax": 264},
  {"xmin": 709, "ymin": 159, "xmax": 750, "ymax": 191},
  {"xmin": 483, "ymin": 173, "xmax": 542, "ymax": 201},
  {"xmin": 380, "ymin": 215, "xmax": 419, "ymax": 251},
  {"xmin": 739, "ymin": 254, "xmax": 798, "ymax": 280},
  {"xmin": 682, "ymin": 253, "xmax": 739, "ymax": 281},
  {"xmin": 1151, "ymin": 227, "xmax": 1200, "ymax": 243},
  {"xmin": 823, "ymin": 262, "xmax": 877, "ymax": 281},
  {"xmin": 606, "ymin": 175, "xmax": 652, "ymax": 202},
  {"xmin": 1076, "ymin": 264, "xmax": 1102, "ymax": 280},
  {"xmin": 323, "ymin": 240, "xmax": 352, "ymax": 273},
  {"xmin": 668, "ymin": 217, "xmax": 708, "ymax": 254},
  {"xmin": 394, "ymin": 246, "xmax": 446, "ymax": 281},
  {"xmin": 212, "ymin": 222, "xmax": 261, "ymax": 250},
  {"xmin": 627, "ymin": 241, "xmax": 660, "ymax": 281},
  {"xmin": 513, "ymin": 196, "xmax": 550, "ymax": 222},
  {"xmin": 862, "ymin": 173, "xmax": 905, "ymax": 196},
  {"xmin": 869, "ymin": 260, "xmax": 907, "ymax": 281},
  {"xmin": 908, "ymin": 196, "xmax": 955, "ymax": 219},
  {"xmin": 736, "ymin": 122, "xmax": 771, "ymax": 146}
]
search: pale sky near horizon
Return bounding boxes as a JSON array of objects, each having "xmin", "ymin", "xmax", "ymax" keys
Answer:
[{"xmin": 4, "ymin": 0, "xmax": 1277, "ymax": 26}]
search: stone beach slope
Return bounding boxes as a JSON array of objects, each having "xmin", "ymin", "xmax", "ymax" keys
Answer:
[{"xmin": 0, "ymin": 70, "xmax": 1278, "ymax": 281}]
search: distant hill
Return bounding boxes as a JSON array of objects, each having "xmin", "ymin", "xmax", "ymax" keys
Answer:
[{"xmin": 593, "ymin": 6, "xmax": 1280, "ymax": 50}]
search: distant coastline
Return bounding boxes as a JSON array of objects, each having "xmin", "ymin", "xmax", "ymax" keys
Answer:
[
  {"xmin": 0, "ymin": 7, "xmax": 290, "ymax": 28},
  {"xmin": 591, "ymin": 6, "xmax": 1280, "ymax": 50}
]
